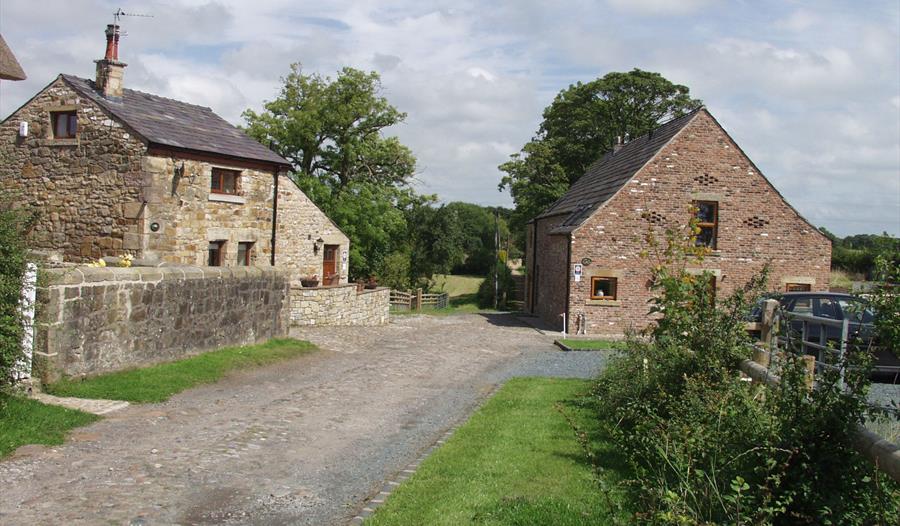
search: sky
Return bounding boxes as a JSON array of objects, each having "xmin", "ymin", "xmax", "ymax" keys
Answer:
[{"xmin": 1, "ymin": 0, "xmax": 898, "ymax": 237}]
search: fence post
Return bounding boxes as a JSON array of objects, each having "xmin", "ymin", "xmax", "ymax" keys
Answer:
[
  {"xmin": 802, "ymin": 355, "xmax": 816, "ymax": 391},
  {"xmin": 752, "ymin": 345, "xmax": 770, "ymax": 369},
  {"xmin": 416, "ymin": 288, "xmax": 423, "ymax": 312},
  {"xmin": 760, "ymin": 299, "xmax": 778, "ymax": 347}
]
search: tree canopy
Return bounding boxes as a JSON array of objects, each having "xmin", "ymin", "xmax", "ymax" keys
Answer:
[{"xmin": 499, "ymin": 69, "xmax": 701, "ymax": 230}]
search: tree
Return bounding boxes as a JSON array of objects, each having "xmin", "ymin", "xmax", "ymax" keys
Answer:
[
  {"xmin": 243, "ymin": 64, "xmax": 416, "ymax": 189},
  {"xmin": 499, "ymin": 69, "xmax": 700, "ymax": 232}
]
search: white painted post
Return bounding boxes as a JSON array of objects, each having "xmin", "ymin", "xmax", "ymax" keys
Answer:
[
  {"xmin": 560, "ymin": 313, "xmax": 566, "ymax": 337},
  {"xmin": 15, "ymin": 263, "xmax": 37, "ymax": 382}
]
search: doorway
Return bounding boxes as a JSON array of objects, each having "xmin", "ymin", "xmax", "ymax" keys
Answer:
[{"xmin": 323, "ymin": 245, "xmax": 339, "ymax": 286}]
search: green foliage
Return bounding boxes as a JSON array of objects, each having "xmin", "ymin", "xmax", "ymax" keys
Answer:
[
  {"xmin": 869, "ymin": 256, "xmax": 900, "ymax": 354},
  {"xmin": 444, "ymin": 202, "xmax": 515, "ymax": 275},
  {"xmin": 499, "ymin": 69, "xmax": 700, "ymax": 235},
  {"xmin": 0, "ymin": 202, "xmax": 34, "ymax": 387},
  {"xmin": 822, "ymin": 229, "xmax": 899, "ymax": 277},
  {"xmin": 593, "ymin": 219, "xmax": 899, "ymax": 524},
  {"xmin": 0, "ymin": 395, "xmax": 98, "ymax": 458},
  {"xmin": 378, "ymin": 251, "xmax": 412, "ymax": 291},
  {"xmin": 47, "ymin": 338, "xmax": 316, "ymax": 403},
  {"xmin": 477, "ymin": 261, "xmax": 516, "ymax": 310}
]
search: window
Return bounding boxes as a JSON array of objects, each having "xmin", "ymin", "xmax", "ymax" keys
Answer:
[
  {"xmin": 237, "ymin": 242, "xmax": 253, "ymax": 266},
  {"xmin": 590, "ymin": 276, "xmax": 617, "ymax": 300},
  {"xmin": 51, "ymin": 111, "xmax": 77, "ymax": 139},
  {"xmin": 693, "ymin": 201, "xmax": 718, "ymax": 249},
  {"xmin": 786, "ymin": 283, "xmax": 812, "ymax": 292},
  {"xmin": 211, "ymin": 168, "xmax": 239, "ymax": 195},
  {"xmin": 208, "ymin": 240, "xmax": 225, "ymax": 266}
]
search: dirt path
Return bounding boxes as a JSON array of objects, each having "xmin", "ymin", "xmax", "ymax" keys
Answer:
[{"xmin": 0, "ymin": 314, "xmax": 607, "ymax": 525}]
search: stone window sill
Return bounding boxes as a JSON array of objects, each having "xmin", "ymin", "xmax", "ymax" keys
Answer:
[
  {"xmin": 208, "ymin": 193, "xmax": 246, "ymax": 204},
  {"xmin": 585, "ymin": 299, "xmax": 622, "ymax": 307},
  {"xmin": 40, "ymin": 138, "xmax": 79, "ymax": 147}
]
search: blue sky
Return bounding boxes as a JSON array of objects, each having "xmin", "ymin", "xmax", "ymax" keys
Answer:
[{"xmin": 1, "ymin": 0, "xmax": 898, "ymax": 237}]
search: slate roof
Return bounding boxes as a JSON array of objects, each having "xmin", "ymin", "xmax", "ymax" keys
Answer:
[
  {"xmin": 61, "ymin": 75, "xmax": 289, "ymax": 166},
  {"xmin": 0, "ymin": 34, "xmax": 26, "ymax": 81},
  {"xmin": 537, "ymin": 108, "xmax": 702, "ymax": 233}
]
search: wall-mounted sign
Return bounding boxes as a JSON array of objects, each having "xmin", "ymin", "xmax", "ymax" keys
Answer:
[
  {"xmin": 573, "ymin": 263, "xmax": 583, "ymax": 282},
  {"xmin": 581, "ymin": 257, "xmax": 592, "ymax": 266}
]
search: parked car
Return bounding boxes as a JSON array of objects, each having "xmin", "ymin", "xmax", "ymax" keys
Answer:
[{"xmin": 749, "ymin": 292, "xmax": 899, "ymax": 381}]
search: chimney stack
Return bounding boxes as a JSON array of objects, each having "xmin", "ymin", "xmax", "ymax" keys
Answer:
[
  {"xmin": 95, "ymin": 24, "xmax": 126, "ymax": 98},
  {"xmin": 613, "ymin": 136, "xmax": 623, "ymax": 154}
]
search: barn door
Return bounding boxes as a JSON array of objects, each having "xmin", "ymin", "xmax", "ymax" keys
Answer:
[{"xmin": 323, "ymin": 245, "xmax": 339, "ymax": 286}]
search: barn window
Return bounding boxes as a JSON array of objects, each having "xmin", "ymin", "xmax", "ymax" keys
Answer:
[
  {"xmin": 785, "ymin": 282, "xmax": 812, "ymax": 292},
  {"xmin": 51, "ymin": 110, "xmax": 78, "ymax": 139},
  {"xmin": 693, "ymin": 201, "xmax": 718, "ymax": 249},
  {"xmin": 237, "ymin": 242, "xmax": 254, "ymax": 266},
  {"xmin": 211, "ymin": 168, "xmax": 240, "ymax": 195},
  {"xmin": 590, "ymin": 276, "xmax": 617, "ymax": 300},
  {"xmin": 208, "ymin": 240, "xmax": 226, "ymax": 266}
]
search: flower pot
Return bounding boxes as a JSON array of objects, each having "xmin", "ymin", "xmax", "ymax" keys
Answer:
[{"xmin": 301, "ymin": 279, "xmax": 319, "ymax": 288}]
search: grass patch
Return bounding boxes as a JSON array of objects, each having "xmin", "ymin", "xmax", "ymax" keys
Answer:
[
  {"xmin": 366, "ymin": 377, "xmax": 630, "ymax": 525},
  {"xmin": 558, "ymin": 339, "xmax": 624, "ymax": 351},
  {"xmin": 0, "ymin": 395, "xmax": 99, "ymax": 458},
  {"xmin": 433, "ymin": 274, "xmax": 484, "ymax": 297},
  {"xmin": 45, "ymin": 338, "xmax": 316, "ymax": 404},
  {"xmin": 391, "ymin": 292, "xmax": 499, "ymax": 317}
]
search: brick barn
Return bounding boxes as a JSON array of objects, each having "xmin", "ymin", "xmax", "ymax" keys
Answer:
[{"xmin": 524, "ymin": 107, "xmax": 832, "ymax": 335}]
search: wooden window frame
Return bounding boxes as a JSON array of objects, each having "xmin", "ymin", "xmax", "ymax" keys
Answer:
[
  {"xmin": 208, "ymin": 240, "xmax": 226, "ymax": 267},
  {"xmin": 237, "ymin": 242, "xmax": 254, "ymax": 266},
  {"xmin": 785, "ymin": 282, "xmax": 812, "ymax": 292},
  {"xmin": 590, "ymin": 276, "xmax": 618, "ymax": 301},
  {"xmin": 50, "ymin": 110, "xmax": 78, "ymax": 139},
  {"xmin": 693, "ymin": 200, "xmax": 718, "ymax": 250},
  {"xmin": 210, "ymin": 168, "xmax": 241, "ymax": 195}
]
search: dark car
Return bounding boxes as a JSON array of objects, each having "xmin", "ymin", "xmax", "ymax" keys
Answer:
[{"xmin": 749, "ymin": 292, "xmax": 899, "ymax": 381}]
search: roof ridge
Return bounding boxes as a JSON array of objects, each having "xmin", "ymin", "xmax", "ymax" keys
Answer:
[{"xmin": 62, "ymin": 74, "xmax": 214, "ymax": 111}]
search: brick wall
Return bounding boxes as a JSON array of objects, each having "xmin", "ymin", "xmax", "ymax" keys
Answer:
[
  {"xmin": 0, "ymin": 78, "xmax": 144, "ymax": 261},
  {"xmin": 290, "ymin": 285, "xmax": 389, "ymax": 326},
  {"xmin": 34, "ymin": 266, "xmax": 292, "ymax": 380},
  {"xmin": 527, "ymin": 215, "xmax": 570, "ymax": 330},
  {"xmin": 535, "ymin": 110, "xmax": 831, "ymax": 335}
]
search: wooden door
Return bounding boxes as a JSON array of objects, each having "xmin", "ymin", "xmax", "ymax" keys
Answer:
[{"xmin": 323, "ymin": 245, "xmax": 339, "ymax": 286}]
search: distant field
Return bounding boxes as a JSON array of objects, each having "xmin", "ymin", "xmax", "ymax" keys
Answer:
[{"xmin": 433, "ymin": 275, "xmax": 483, "ymax": 297}]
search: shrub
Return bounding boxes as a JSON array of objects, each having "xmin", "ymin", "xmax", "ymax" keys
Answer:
[
  {"xmin": 593, "ymin": 217, "xmax": 899, "ymax": 524},
  {"xmin": 477, "ymin": 261, "xmax": 515, "ymax": 309},
  {"xmin": 0, "ymin": 203, "xmax": 34, "ymax": 388}
]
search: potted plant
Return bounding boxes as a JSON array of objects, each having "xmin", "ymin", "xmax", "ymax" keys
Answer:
[
  {"xmin": 356, "ymin": 279, "xmax": 365, "ymax": 293},
  {"xmin": 300, "ymin": 274, "xmax": 319, "ymax": 288},
  {"xmin": 364, "ymin": 276, "xmax": 378, "ymax": 289}
]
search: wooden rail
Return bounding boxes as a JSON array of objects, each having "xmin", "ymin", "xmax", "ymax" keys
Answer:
[
  {"xmin": 747, "ymin": 299, "xmax": 900, "ymax": 483},
  {"xmin": 389, "ymin": 288, "xmax": 449, "ymax": 311}
]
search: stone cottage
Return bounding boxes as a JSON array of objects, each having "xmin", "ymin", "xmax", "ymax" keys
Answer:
[
  {"xmin": 525, "ymin": 107, "xmax": 832, "ymax": 335},
  {"xmin": 0, "ymin": 24, "xmax": 348, "ymax": 286}
]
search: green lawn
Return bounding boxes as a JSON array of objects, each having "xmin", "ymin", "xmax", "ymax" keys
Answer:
[
  {"xmin": 46, "ymin": 338, "xmax": 317, "ymax": 403},
  {"xmin": 557, "ymin": 339, "xmax": 624, "ymax": 351},
  {"xmin": 433, "ymin": 274, "xmax": 484, "ymax": 297},
  {"xmin": 0, "ymin": 395, "xmax": 99, "ymax": 458},
  {"xmin": 366, "ymin": 377, "xmax": 630, "ymax": 525}
]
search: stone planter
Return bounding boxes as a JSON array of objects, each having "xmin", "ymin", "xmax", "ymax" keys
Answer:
[{"xmin": 301, "ymin": 279, "xmax": 319, "ymax": 288}]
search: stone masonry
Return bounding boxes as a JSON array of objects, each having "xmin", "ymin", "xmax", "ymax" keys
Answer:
[
  {"xmin": 527, "ymin": 109, "xmax": 832, "ymax": 335},
  {"xmin": 290, "ymin": 285, "xmax": 390, "ymax": 326},
  {"xmin": 35, "ymin": 266, "xmax": 291, "ymax": 380}
]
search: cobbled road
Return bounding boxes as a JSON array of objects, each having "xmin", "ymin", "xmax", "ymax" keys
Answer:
[{"xmin": 0, "ymin": 313, "xmax": 609, "ymax": 526}]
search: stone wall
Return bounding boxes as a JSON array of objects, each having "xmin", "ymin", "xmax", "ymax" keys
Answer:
[
  {"xmin": 0, "ymin": 77, "xmax": 145, "ymax": 262},
  {"xmin": 290, "ymin": 285, "xmax": 389, "ymax": 326},
  {"xmin": 35, "ymin": 266, "xmax": 291, "ymax": 380}
]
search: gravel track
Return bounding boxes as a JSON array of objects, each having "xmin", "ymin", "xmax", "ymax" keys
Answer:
[{"xmin": 0, "ymin": 313, "xmax": 606, "ymax": 526}]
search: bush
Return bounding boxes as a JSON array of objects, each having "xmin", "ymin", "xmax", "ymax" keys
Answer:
[
  {"xmin": 593, "ymin": 218, "xmax": 898, "ymax": 524},
  {"xmin": 477, "ymin": 261, "xmax": 515, "ymax": 309},
  {"xmin": 0, "ymin": 203, "xmax": 34, "ymax": 388}
]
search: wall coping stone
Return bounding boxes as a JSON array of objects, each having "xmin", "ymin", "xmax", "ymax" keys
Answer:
[{"xmin": 42, "ymin": 265, "xmax": 289, "ymax": 287}]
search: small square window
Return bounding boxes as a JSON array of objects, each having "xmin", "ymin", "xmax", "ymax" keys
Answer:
[
  {"xmin": 211, "ymin": 168, "xmax": 240, "ymax": 195},
  {"xmin": 693, "ymin": 201, "xmax": 718, "ymax": 249},
  {"xmin": 590, "ymin": 276, "xmax": 617, "ymax": 300},
  {"xmin": 51, "ymin": 111, "xmax": 78, "ymax": 139},
  {"xmin": 786, "ymin": 283, "xmax": 811, "ymax": 292},
  {"xmin": 208, "ymin": 240, "xmax": 226, "ymax": 266},
  {"xmin": 237, "ymin": 242, "xmax": 254, "ymax": 266}
]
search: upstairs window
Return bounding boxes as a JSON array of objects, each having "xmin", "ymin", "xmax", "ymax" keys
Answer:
[
  {"xmin": 590, "ymin": 276, "xmax": 618, "ymax": 300},
  {"xmin": 211, "ymin": 168, "xmax": 240, "ymax": 195},
  {"xmin": 693, "ymin": 201, "xmax": 718, "ymax": 249},
  {"xmin": 51, "ymin": 111, "xmax": 78, "ymax": 139},
  {"xmin": 237, "ymin": 242, "xmax": 254, "ymax": 266},
  {"xmin": 208, "ymin": 240, "xmax": 226, "ymax": 266}
]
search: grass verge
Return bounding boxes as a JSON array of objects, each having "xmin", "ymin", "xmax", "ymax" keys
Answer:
[
  {"xmin": 45, "ymin": 338, "xmax": 316, "ymax": 404},
  {"xmin": 0, "ymin": 395, "xmax": 99, "ymax": 458},
  {"xmin": 432, "ymin": 274, "xmax": 484, "ymax": 297},
  {"xmin": 366, "ymin": 377, "xmax": 630, "ymax": 525},
  {"xmin": 557, "ymin": 339, "xmax": 624, "ymax": 351}
]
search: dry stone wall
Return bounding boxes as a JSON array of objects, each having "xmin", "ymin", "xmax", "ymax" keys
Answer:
[
  {"xmin": 0, "ymin": 77, "xmax": 145, "ymax": 262},
  {"xmin": 290, "ymin": 285, "xmax": 389, "ymax": 326},
  {"xmin": 35, "ymin": 266, "xmax": 291, "ymax": 380}
]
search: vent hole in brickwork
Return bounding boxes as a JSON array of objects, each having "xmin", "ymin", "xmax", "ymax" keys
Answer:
[
  {"xmin": 743, "ymin": 216, "xmax": 769, "ymax": 228},
  {"xmin": 642, "ymin": 211, "xmax": 667, "ymax": 225},
  {"xmin": 694, "ymin": 173, "xmax": 719, "ymax": 186}
]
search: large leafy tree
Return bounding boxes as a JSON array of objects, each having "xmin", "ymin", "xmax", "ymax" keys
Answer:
[{"xmin": 499, "ymin": 69, "xmax": 701, "ymax": 229}]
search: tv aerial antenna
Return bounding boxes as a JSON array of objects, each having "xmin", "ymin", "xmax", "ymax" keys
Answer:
[{"xmin": 113, "ymin": 8, "xmax": 154, "ymax": 30}]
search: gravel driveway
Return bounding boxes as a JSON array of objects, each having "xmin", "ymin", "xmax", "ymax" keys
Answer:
[{"xmin": 0, "ymin": 313, "xmax": 609, "ymax": 526}]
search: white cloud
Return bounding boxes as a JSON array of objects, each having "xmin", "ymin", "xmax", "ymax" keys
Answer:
[{"xmin": 606, "ymin": 0, "xmax": 717, "ymax": 16}]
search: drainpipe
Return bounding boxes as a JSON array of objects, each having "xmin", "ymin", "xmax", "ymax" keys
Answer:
[
  {"xmin": 270, "ymin": 166, "xmax": 279, "ymax": 266},
  {"xmin": 530, "ymin": 220, "xmax": 538, "ymax": 313}
]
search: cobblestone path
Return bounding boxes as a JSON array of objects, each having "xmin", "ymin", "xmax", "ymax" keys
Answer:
[{"xmin": 0, "ymin": 314, "xmax": 609, "ymax": 526}]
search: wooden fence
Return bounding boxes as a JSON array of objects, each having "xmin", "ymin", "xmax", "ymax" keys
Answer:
[
  {"xmin": 389, "ymin": 289, "xmax": 449, "ymax": 311},
  {"xmin": 746, "ymin": 299, "xmax": 900, "ymax": 483}
]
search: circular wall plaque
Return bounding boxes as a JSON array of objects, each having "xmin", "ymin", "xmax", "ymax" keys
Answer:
[
  {"xmin": 149, "ymin": 222, "xmax": 160, "ymax": 232},
  {"xmin": 581, "ymin": 257, "xmax": 592, "ymax": 266}
]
